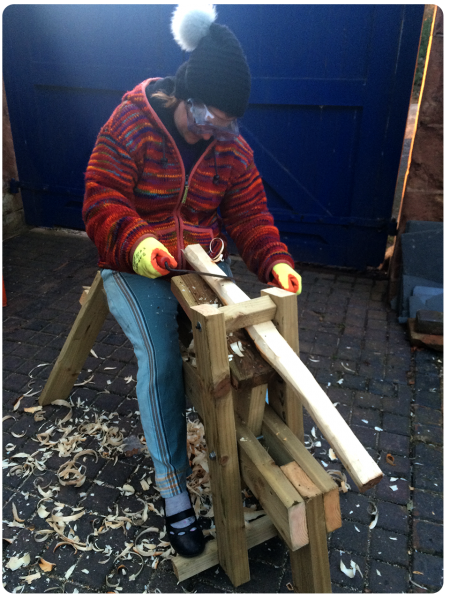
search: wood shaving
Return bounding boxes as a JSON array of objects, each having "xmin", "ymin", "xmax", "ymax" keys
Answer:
[
  {"xmin": 20, "ymin": 572, "xmax": 41, "ymax": 584},
  {"xmin": 5, "ymin": 553, "xmax": 31, "ymax": 571},
  {"xmin": 230, "ymin": 341, "xmax": 245, "ymax": 357},
  {"xmin": 368, "ymin": 501, "xmax": 379, "ymax": 529},
  {"xmin": 38, "ymin": 558, "xmax": 56, "ymax": 572},
  {"xmin": 340, "ymin": 558, "xmax": 363, "ymax": 579},
  {"xmin": 386, "ymin": 454, "xmax": 396, "ymax": 465}
]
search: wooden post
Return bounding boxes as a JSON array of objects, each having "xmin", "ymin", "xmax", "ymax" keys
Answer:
[
  {"xmin": 38, "ymin": 271, "xmax": 109, "ymax": 406},
  {"xmin": 190, "ymin": 304, "xmax": 250, "ymax": 587},
  {"xmin": 261, "ymin": 287, "xmax": 303, "ymax": 439},
  {"xmin": 233, "ymin": 383, "xmax": 267, "ymax": 437}
]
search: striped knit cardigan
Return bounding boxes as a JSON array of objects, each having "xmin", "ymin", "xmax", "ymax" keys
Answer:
[{"xmin": 83, "ymin": 79, "xmax": 294, "ymax": 283}]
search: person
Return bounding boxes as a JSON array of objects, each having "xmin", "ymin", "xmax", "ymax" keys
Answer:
[{"xmin": 82, "ymin": 3, "xmax": 302, "ymax": 558}]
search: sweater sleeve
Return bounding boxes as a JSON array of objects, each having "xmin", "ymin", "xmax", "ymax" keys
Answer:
[
  {"xmin": 220, "ymin": 145, "xmax": 295, "ymax": 283},
  {"xmin": 82, "ymin": 104, "xmax": 156, "ymax": 272}
]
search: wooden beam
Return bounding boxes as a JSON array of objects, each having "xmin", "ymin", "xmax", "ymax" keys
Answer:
[
  {"xmin": 262, "ymin": 287, "xmax": 303, "ymax": 439},
  {"xmin": 183, "ymin": 245, "xmax": 383, "ymax": 493},
  {"xmin": 190, "ymin": 304, "xmax": 250, "ymax": 587},
  {"xmin": 233, "ymin": 383, "xmax": 267, "ymax": 437},
  {"xmin": 262, "ymin": 404, "xmax": 341, "ymax": 533},
  {"xmin": 38, "ymin": 271, "xmax": 109, "ymax": 406},
  {"xmin": 235, "ymin": 417, "xmax": 308, "ymax": 551},
  {"xmin": 279, "ymin": 462, "xmax": 332, "ymax": 592},
  {"xmin": 171, "ymin": 515, "xmax": 277, "ymax": 582}
]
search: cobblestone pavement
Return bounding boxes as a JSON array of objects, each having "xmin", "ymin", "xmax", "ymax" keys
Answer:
[{"xmin": 2, "ymin": 229, "xmax": 443, "ymax": 593}]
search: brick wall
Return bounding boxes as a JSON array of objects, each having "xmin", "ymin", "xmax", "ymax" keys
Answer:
[
  {"xmin": 389, "ymin": 7, "xmax": 443, "ymax": 300},
  {"xmin": 3, "ymin": 80, "xmax": 28, "ymax": 240}
]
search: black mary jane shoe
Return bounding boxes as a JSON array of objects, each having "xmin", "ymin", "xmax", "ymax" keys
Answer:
[{"xmin": 165, "ymin": 507, "xmax": 206, "ymax": 558}]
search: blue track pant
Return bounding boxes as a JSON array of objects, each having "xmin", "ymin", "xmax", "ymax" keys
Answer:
[{"xmin": 101, "ymin": 259, "xmax": 232, "ymax": 498}]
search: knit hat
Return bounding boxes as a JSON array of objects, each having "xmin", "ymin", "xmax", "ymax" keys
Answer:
[{"xmin": 171, "ymin": 4, "xmax": 251, "ymax": 117}]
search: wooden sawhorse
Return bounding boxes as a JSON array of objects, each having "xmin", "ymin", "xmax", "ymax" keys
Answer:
[{"xmin": 38, "ymin": 271, "xmax": 342, "ymax": 592}]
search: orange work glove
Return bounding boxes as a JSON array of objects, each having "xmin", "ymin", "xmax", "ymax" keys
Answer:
[
  {"xmin": 272, "ymin": 263, "xmax": 302, "ymax": 295},
  {"xmin": 132, "ymin": 238, "xmax": 177, "ymax": 279}
]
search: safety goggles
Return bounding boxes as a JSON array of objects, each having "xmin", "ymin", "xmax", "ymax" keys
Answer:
[{"xmin": 185, "ymin": 99, "xmax": 239, "ymax": 141}]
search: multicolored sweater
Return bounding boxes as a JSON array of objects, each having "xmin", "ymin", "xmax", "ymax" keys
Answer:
[{"xmin": 83, "ymin": 78, "xmax": 294, "ymax": 283}]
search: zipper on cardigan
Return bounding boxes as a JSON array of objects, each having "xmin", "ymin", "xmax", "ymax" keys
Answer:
[{"xmin": 181, "ymin": 176, "xmax": 189, "ymax": 204}]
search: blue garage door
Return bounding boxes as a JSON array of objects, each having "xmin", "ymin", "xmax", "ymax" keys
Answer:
[{"xmin": 3, "ymin": 4, "xmax": 424, "ymax": 269}]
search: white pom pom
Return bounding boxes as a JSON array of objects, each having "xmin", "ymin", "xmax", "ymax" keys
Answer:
[{"xmin": 171, "ymin": 3, "xmax": 217, "ymax": 52}]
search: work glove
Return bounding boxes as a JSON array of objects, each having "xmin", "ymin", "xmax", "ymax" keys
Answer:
[
  {"xmin": 271, "ymin": 263, "xmax": 302, "ymax": 295},
  {"xmin": 132, "ymin": 237, "xmax": 177, "ymax": 279}
]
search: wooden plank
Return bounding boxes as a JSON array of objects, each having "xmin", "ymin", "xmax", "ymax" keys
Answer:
[
  {"xmin": 190, "ymin": 304, "xmax": 250, "ymax": 587},
  {"xmin": 289, "ymin": 498, "xmax": 332, "ymax": 593},
  {"xmin": 262, "ymin": 288, "xmax": 304, "ymax": 439},
  {"xmin": 233, "ymin": 383, "xmax": 267, "ymax": 437},
  {"xmin": 262, "ymin": 404, "xmax": 341, "ymax": 533},
  {"xmin": 171, "ymin": 515, "xmax": 277, "ymax": 582},
  {"xmin": 183, "ymin": 245, "xmax": 383, "ymax": 493},
  {"xmin": 38, "ymin": 271, "xmax": 109, "ymax": 406},
  {"xmin": 219, "ymin": 296, "xmax": 277, "ymax": 332},
  {"xmin": 235, "ymin": 417, "xmax": 308, "ymax": 551}
]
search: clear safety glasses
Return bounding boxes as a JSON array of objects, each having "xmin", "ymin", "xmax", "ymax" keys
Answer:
[{"xmin": 185, "ymin": 99, "xmax": 239, "ymax": 141}]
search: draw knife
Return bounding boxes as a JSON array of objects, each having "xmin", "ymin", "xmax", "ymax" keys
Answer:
[{"xmin": 162, "ymin": 261, "xmax": 234, "ymax": 281}]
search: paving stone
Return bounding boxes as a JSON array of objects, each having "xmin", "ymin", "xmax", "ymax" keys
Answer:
[
  {"xmin": 338, "ymin": 492, "xmax": 372, "ymax": 524},
  {"xmin": 412, "ymin": 490, "xmax": 443, "ymax": 523},
  {"xmin": 375, "ymin": 500, "xmax": 409, "ymax": 534},
  {"xmin": 339, "ymin": 374, "xmax": 366, "ymax": 391},
  {"xmin": 96, "ymin": 460, "xmax": 136, "ymax": 488},
  {"xmin": 412, "ymin": 422, "xmax": 442, "ymax": 445},
  {"xmin": 413, "ymin": 441, "xmax": 442, "ymax": 464},
  {"xmin": 368, "ymin": 380, "xmax": 396, "ymax": 397},
  {"xmin": 80, "ymin": 482, "xmax": 121, "ymax": 515},
  {"xmin": 412, "ymin": 404, "xmax": 442, "ymax": 426},
  {"xmin": 353, "ymin": 391, "xmax": 382, "ymax": 409},
  {"xmin": 367, "ymin": 560, "xmax": 409, "ymax": 593},
  {"xmin": 378, "ymin": 431, "xmax": 409, "ymax": 456},
  {"xmin": 374, "ymin": 475, "xmax": 410, "ymax": 505},
  {"xmin": 382, "ymin": 395, "xmax": 412, "ymax": 417},
  {"xmin": 247, "ymin": 534, "xmax": 287, "ymax": 567},
  {"xmin": 352, "ymin": 406, "xmax": 381, "ymax": 429},
  {"xmin": 378, "ymin": 452, "xmax": 411, "ymax": 478},
  {"xmin": 412, "ymin": 520, "xmax": 443, "ymax": 554},
  {"xmin": 329, "ymin": 518, "xmax": 369, "ymax": 555},
  {"xmin": 370, "ymin": 528, "xmax": 409, "ymax": 566},
  {"xmin": 412, "ymin": 552, "xmax": 443, "ymax": 590},
  {"xmin": 329, "ymin": 550, "xmax": 365, "ymax": 591},
  {"xmin": 413, "ymin": 465, "xmax": 443, "ymax": 493},
  {"xmin": 351, "ymin": 424, "xmax": 377, "ymax": 450},
  {"xmin": 382, "ymin": 412, "xmax": 410, "ymax": 435},
  {"xmin": 413, "ymin": 390, "xmax": 441, "ymax": 410}
]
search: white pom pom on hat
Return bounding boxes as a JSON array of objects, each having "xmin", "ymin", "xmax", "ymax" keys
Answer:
[{"xmin": 171, "ymin": 3, "xmax": 217, "ymax": 52}]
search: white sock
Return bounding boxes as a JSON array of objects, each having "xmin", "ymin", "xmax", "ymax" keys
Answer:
[{"xmin": 165, "ymin": 491, "xmax": 195, "ymax": 529}]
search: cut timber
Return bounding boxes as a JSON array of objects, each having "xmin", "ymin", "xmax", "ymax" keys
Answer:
[
  {"xmin": 171, "ymin": 515, "xmax": 277, "ymax": 582},
  {"xmin": 235, "ymin": 416, "xmax": 308, "ymax": 551},
  {"xmin": 280, "ymin": 463, "xmax": 332, "ymax": 593},
  {"xmin": 38, "ymin": 271, "xmax": 109, "ymax": 406},
  {"xmin": 190, "ymin": 304, "xmax": 250, "ymax": 587},
  {"xmin": 262, "ymin": 288, "xmax": 303, "ymax": 438},
  {"xmin": 184, "ymin": 245, "xmax": 383, "ymax": 493},
  {"xmin": 262, "ymin": 404, "xmax": 341, "ymax": 533},
  {"xmin": 233, "ymin": 383, "xmax": 267, "ymax": 437}
]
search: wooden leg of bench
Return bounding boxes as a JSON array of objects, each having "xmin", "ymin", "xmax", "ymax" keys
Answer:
[
  {"xmin": 38, "ymin": 271, "xmax": 109, "ymax": 406},
  {"xmin": 191, "ymin": 304, "xmax": 250, "ymax": 587},
  {"xmin": 289, "ymin": 495, "xmax": 332, "ymax": 593},
  {"xmin": 261, "ymin": 288, "xmax": 303, "ymax": 438}
]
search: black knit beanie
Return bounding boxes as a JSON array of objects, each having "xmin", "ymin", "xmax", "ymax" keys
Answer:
[{"xmin": 171, "ymin": 5, "xmax": 251, "ymax": 118}]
